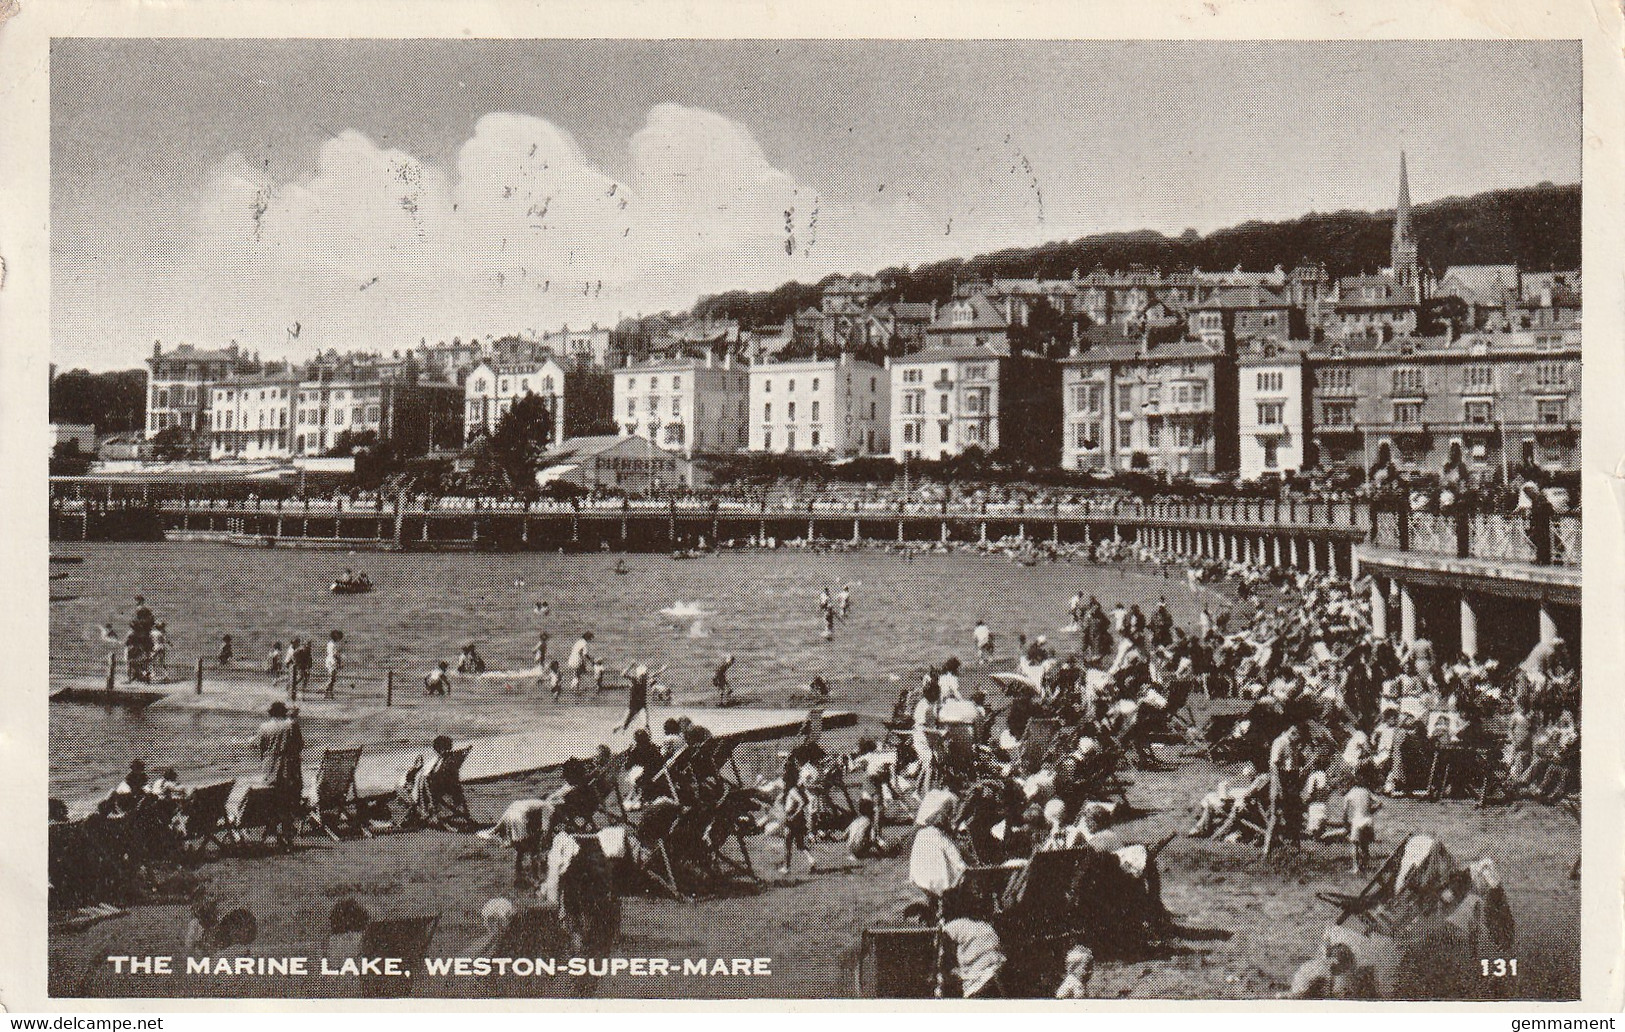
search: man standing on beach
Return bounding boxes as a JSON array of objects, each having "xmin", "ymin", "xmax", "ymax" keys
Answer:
[
  {"xmin": 568, "ymin": 631, "xmax": 595, "ymax": 694},
  {"xmin": 533, "ymin": 629, "xmax": 550, "ymax": 670},
  {"xmin": 256, "ymin": 701, "xmax": 304, "ymax": 843},
  {"xmin": 323, "ymin": 630, "xmax": 344, "ymax": 698},
  {"xmin": 287, "ymin": 637, "xmax": 313, "ymax": 700},
  {"xmin": 713, "ymin": 653, "xmax": 736, "ymax": 704}
]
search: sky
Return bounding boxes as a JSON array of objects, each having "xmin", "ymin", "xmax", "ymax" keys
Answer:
[{"xmin": 50, "ymin": 39, "xmax": 1580, "ymax": 371}]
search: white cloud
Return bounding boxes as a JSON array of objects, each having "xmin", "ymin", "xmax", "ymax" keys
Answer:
[{"xmin": 153, "ymin": 104, "xmax": 979, "ymax": 358}]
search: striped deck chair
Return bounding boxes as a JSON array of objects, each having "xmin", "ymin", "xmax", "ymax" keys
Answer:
[
  {"xmin": 180, "ymin": 779, "xmax": 237, "ymax": 855},
  {"xmin": 303, "ymin": 746, "xmax": 369, "ymax": 841},
  {"xmin": 357, "ymin": 913, "xmax": 439, "ymax": 998},
  {"xmin": 1016, "ymin": 718, "xmax": 1061, "ymax": 774}
]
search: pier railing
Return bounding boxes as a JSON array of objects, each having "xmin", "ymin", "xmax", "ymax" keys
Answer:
[
  {"xmin": 53, "ymin": 492, "xmax": 1578, "ymax": 568},
  {"xmin": 133, "ymin": 493, "xmax": 1373, "ymax": 526},
  {"xmin": 1371, "ymin": 510, "xmax": 1580, "ymax": 568}
]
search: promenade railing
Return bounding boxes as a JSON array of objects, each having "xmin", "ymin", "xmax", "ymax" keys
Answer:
[{"xmin": 1371, "ymin": 509, "xmax": 1580, "ymax": 568}]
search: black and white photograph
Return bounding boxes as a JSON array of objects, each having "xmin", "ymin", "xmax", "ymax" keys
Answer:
[{"xmin": 36, "ymin": 33, "xmax": 1590, "ymax": 1002}]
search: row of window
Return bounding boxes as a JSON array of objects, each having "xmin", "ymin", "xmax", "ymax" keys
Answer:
[
  {"xmin": 213, "ymin": 410, "xmax": 291, "ymax": 430},
  {"xmin": 216, "ymin": 405, "xmax": 381, "ymax": 429},
  {"xmin": 1068, "ymin": 421, "xmax": 1209, "ymax": 451},
  {"xmin": 896, "ymin": 365, "xmax": 991, "ymax": 386},
  {"xmin": 898, "ymin": 421, "xmax": 987, "ymax": 446},
  {"xmin": 1316, "ymin": 363, "xmax": 1570, "ymax": 394},
  {"xmin": 153, "ymin": 387, "xmax": 201, "ymax": 408},
  {"xmin": 1317, "ymin": 399, "xmax": 1570, "ymax": 426}
]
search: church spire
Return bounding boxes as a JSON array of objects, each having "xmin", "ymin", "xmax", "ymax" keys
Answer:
[
  {"xmin": 1394, "ymin": 150, "xmax": 1413, "ymax": 246},
  {"xmin": 1390, "ymin": 150, "xmax": 1420, "ymax": 301}
]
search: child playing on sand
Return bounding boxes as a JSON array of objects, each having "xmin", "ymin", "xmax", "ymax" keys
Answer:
[
  {"xmin": 777, "ymin": 768, "xmax": 818, "ymax": 876},
  {"xmin": 845, "ymin": 797, "xmax": 894, "ymax": 859},
  {"xmin": 544, "ymin": 661, "xmax": 563, "ymax": 702}
]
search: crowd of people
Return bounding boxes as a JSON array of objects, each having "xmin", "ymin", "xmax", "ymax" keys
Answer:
[{"xmin": 710, "ymin": 543, "xmax": 1575, "ymax": 997}]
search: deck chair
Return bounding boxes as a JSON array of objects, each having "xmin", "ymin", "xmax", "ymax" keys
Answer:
[
  {"xmin": 303, "ymin": 746, "xmax": 369, "ymax": 841},
  {"xmin": 856, "ymin": 927, "xmax": 942, "ymax": 998},
  {"xmin": 686, "ymin": 739, "xmax": 731, "ymax": 804},
  {"xmin": 695, "ymin": 786, "xmax": 762, "ymax": 884},
  {"xmin": 234, "ymin": 784, "xmax": 297, "ymax": 845},
  {"xmin": 426, "ymin": 745, "xmax": 475, "ymax": 829},
  {"xmin": 941, "ymin": 722, "xmax": 982, "ymax": 783},
  {"xmin": 356, "ymin": 912, "xmax": 439, "ymax": 998},
  {"xmin": 580, "ymin": 752, "xmax": 631, "ymax": 828},
  {"xmin": 654, "ymin": 746, "xmax": 700, "ymax": 806},
  {"xmin": 629, "ymin": 798, "xmax": 689, "ymax": 900},
  {"xmin": 711, "ymin": 738, "xmax": 744, "ymax": 787},
  {"xmin": 996, "ymin": 847, "xmax": 1098, "ymax": 945},
  {"xmin": 180, "ymin": 779, "xmax": 237, "ymax": 854},
  {"xmin": 1016, "ymin": 718, "xmax": 1061, "ymax": 774},
  {"xmin": 1316, "ymin": 835, "xmax": 1413, "ymax": 934}
]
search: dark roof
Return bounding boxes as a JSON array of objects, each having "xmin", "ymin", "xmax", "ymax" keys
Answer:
[
  {"xmin": 930, "ymin": 293, "xmax": 1010, "ymax": 331},
  {"xmin": 895, "ymin": 342, "xmax": 1012, "ymax": 363},
  {"xmin": 1063, "ymin": 339, "xmax": 1225, "ymax": 364},
  {"xmin": 547, "ymin": 434, "xmax": 686, "ymax": 462}
]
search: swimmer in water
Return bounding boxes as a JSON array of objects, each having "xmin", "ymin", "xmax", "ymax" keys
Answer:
[{"xmin": 534, "ymin": 600, "xmax": 550, "ymax": 618}]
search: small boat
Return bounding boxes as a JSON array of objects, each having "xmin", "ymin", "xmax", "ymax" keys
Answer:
[
  {"xmin": 50, "ymin": 687, "xmax": 168, "ymax": 710},
  {"xmin": 671, "ymin": 550, "xmax": 694, "ymax": 560},
  {"xmin": 330, "ymin": 578, "xmax": 374, "ymax": 595},
  {"xmin": 50, "ymin": 555, "xmax": 84, "ymax": 565}
]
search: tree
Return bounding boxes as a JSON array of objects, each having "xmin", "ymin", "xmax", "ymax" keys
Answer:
[
  {"xmin": 150, "ymin": 425, "xmax": 203, "ymax": 461},
  {"xmin": 50, "ymin": 440, "xmax": 93, "ymax": 477},
  {"xmin": 483, "ymin": 393, "xmax": 557, "ymax": 496},
  {"xmin": 50, "ymin": 368, "xmax": 148, "ymax": 432}
]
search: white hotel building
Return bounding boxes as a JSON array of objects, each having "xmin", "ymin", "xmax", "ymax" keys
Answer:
[
  {"xmin": 747, "ymin": 354, "xmax": 889, "ymax": 457},
  {"xmin": 463, "ymin": 357, "xmax": 570, "ymax": 444},
  {"xmin": 613, "ymin": 353, "xmax": 749, "ymax": 458}
]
